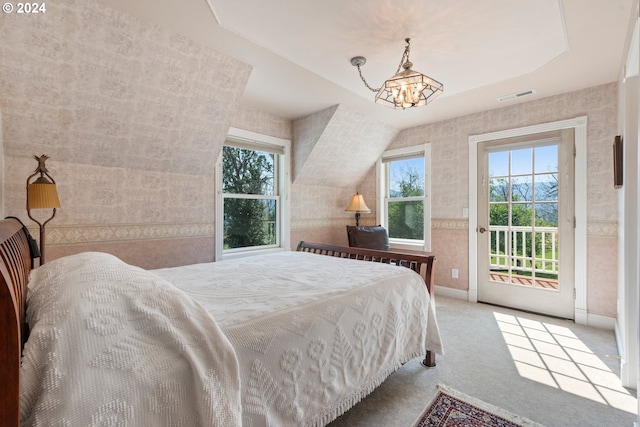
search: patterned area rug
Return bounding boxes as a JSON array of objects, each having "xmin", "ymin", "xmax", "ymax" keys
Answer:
[{"xmin": 412, "ymin": 385, "xmax": 545, "ymax": 427}]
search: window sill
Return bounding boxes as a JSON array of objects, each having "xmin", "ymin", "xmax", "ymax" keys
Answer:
[
  {"xmin": 389, "ymin": 240, "xmax": 428, "ymax": 253},
  {"xmin": 219, "ymin": 246, "xmax": 286, "ymax": 261}
]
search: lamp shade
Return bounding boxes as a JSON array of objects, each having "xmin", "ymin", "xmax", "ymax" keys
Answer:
[
  {"xmin": 345, "ymin": 193, "xmax": 371, "ymax": 213},
  {"xmin": 27, "ymin": 183, "xmax": 61, "ymax": 209}
]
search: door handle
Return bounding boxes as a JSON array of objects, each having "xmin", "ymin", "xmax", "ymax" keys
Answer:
[{"xmin": 478, "ymin": 227, "xmax": 487, "ymax": 233}]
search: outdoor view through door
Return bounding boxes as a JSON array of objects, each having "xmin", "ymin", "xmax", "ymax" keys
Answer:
[
  {"xmin": 489, "ymin": 145, "xmax": 558, "ymax": 288},
  {"xmin": 477, "ymin": 130, "xmax": 575, "ymax": 319}
]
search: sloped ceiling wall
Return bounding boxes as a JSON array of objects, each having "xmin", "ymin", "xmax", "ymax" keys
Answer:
[
  {"xmin": 293, "ymin": 104, "xmax": 398, "ymax": 188},
  {"xmin": 0, "ymin": 0, "xmax": 398, "ymax": 266},
  {"xmin": 0, "ymin": 1, "xmax": 252, "ymax": 267},
  {"xmin": 0, "ymin": 1, "xmax": 251, "ymax": 176}
]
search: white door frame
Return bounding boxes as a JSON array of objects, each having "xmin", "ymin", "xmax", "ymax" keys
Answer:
[{"xmin": 468, "ymin": 116, "xmax": 588, "ymax": 325}]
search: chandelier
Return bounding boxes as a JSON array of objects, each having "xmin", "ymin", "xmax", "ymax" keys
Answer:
[{"xmin": 350, "ymin": 38, "xmax": 443, "ymax": 110}]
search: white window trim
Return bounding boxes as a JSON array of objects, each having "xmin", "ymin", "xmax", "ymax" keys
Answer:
[
  {"xmin": 376, "ymin": 143, "xmax": 432, "ymax": 252},
  {"xmin": 215, "ymin": 127, "xmax": 291, "ymax": 260}
]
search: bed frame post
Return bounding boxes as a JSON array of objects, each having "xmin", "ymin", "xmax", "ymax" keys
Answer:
[{"xmin": 422, "ymin": 257, "xmax": 436, "ymax": 368}]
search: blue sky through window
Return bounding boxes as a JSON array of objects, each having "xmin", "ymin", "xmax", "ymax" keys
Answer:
[
  {"xmin": 489, "ymin": 145, "xmax": 559, "ymax": 225},
  {"xmin": 389, "ymin": 157, "xmax": 424, "ymax": 197},
  {"xmin": 490, "ymin": 145, "xmax": 558, "ymax": 179}
]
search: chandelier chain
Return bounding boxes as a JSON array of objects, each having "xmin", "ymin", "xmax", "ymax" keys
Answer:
[
  {"xmin": 356, "ymin": 64, "xmax": 380, "ymax": 92},
  {"xmin": 356, "ymin": 38, "xmax": 412, "ymax": 93},
  {"xmin": 397, "ymin": 39, "xmax": 411, "ymax": 72}
]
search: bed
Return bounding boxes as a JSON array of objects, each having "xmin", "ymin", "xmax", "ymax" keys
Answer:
[{"xmin": 0, "ymin": 218, "xmax": 442, "ymax": 427}]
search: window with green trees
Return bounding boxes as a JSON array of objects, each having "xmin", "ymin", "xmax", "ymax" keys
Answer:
[
  {"xmin": 378, "ymin": 144, "xmax": 431, "ymax": 251},
  {"xmin": 220, "ymin": 136, "xmax": 287, "ymax": 253}
]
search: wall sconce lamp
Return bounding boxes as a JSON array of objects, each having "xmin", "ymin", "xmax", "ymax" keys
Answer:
[
  {"xmin": 26, "ymin": 155, "xmax": 61, "ymax": 264},
  {"xmin": 345, "ymin": 192, "xmax": 370, "ymax": 227}
]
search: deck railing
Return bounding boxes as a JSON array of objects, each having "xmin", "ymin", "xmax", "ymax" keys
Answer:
[{"xmin": 489, "ymin": 226, "xmax": 558, "ymax": 277}]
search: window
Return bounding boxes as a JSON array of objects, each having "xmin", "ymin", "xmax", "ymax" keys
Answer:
[
  {"xmin": 377, "ymin": 144, "xmax": 431, "ymax": 251},
  {"xmin": 216, "ymin": 128, "xmax": 290, "ymax": 259}
]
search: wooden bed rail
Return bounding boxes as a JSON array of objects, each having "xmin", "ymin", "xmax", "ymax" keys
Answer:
[
  {"xmin": 296, "ymin": 241, "xmax": 436, "ymax": 296},
  {"xmin": 0, "ymin": 218, "xmax": 32, "ymax": 427},
  {"xmin": 296, "ymin": 241, "xmax": 437, "ymax": 367}
]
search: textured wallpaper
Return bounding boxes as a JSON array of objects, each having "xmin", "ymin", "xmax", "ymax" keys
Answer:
[
  {"xmin": 0, "ymin": 0, "xmax": 251, "ymax": 266},
  {"xmin": 0, "ymin": 108, "xmax": 3, "ymax": 217},
  {"xmin": 290, "ymin": 104, "xmax": 388, "ymax": 236},
  {"xmin": 0, "ymin": 0, "xmax": 251, "ymax": 177},
  {"xmin": 375, "ymin": 83, "xmax": 619, "ymax": 317},
  {"xmin": 0, "ymin": 0, "xmax": 622, "ymax": 318},
  {"xmin": 231, "ymin": 103, "xmax": 292, "ymax": 141},
  {"xmin": 388, "ymin": 83, "xmax": 618, "ymax": 222},
  {"xmin": 293, "ymin": 104, "xmax": 398, "ymax": 187}
]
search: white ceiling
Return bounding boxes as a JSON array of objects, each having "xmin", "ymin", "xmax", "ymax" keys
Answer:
[{"xmin": 101, "ymin": 0, "xmax": 635, "ymax": 130}]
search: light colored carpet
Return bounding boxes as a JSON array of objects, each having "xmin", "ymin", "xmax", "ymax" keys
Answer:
[{"xmin": 328, "ymin": 296, "xmax": 637, "ymax": 427}]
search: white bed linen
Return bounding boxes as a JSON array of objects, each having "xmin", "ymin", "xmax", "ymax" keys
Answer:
[
  {"xmin": 20, "ymin": 252, "xmax": 242, "ymax": 427},
  {"xmin": 153, "ymin": 250, "xmax": 443, "ymax": 427}
]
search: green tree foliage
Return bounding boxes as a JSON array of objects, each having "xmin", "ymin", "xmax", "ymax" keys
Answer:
[
  {"xmin": 222, "ymin": 147, "xmax": 275, "ymax": 249},
  {"xmin": 489, "ymin": 178, "xmax": 532, "ymax": 227},
  {"xmin": 489, "ymin": 178, "xmax": 558, "ymax": 270},
  {"xmin": 388, "ymin": 167, "xmax": 424, "ymax": 239}
]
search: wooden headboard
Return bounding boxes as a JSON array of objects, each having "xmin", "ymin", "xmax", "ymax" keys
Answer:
[{"xmin": 0, "ymin": 218, "xmax": 33, "ymax": 427}]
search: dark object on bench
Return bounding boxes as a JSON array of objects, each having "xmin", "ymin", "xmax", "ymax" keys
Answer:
[{"xmin": 347, "ymin": 225, "xmax": 390, "ymax": 251}]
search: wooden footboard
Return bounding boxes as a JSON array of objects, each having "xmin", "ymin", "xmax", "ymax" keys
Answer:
[{"xmin": 296, "ymin": 241, "xmax": 437, "ymax": 367}]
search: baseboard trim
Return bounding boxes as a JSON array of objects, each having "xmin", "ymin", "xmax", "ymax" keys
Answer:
[
  {"xmin": 434, "ymin": 285, "xmax": 616, "ymax": 330},
  {"xmin": 434, "ymin": 285, "xmax": 468, "ymax": 301},
  {"xmin": 586, "ymin": 312, "xmax": 616, "ymax": 330},
  {"xmin": 575, "ymin": 307, "xmax": 588, "ymax": 326},
  {"xmin": 615, "ymin": 320, "xmax": 624, "ymax": 357}
]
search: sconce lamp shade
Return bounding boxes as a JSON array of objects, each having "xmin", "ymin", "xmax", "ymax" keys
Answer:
[
  {"xmin": 27, "ymin": 181, "xmax": 61, "ymax": 210},
  {"xmin": 345, "ymin": 193, "xmax": 371, "ymax": 213},
  {"xmin": 26, "ymin": 154, "xmax": 61, "ymax": 265}
]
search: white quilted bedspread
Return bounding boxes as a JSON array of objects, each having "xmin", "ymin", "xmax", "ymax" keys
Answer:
[
  {"xmin": 20, "ymin": 252, "xmax": 242, "ymax": 427},
  {"xmin": 154, "ymin": 250, "xmax": 443, "ymax": 427}
]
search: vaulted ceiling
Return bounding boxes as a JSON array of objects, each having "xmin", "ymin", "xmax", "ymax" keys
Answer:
[
  {"xmin": 102, "ymin": 0, "xmax": 634, "ymax": 130},
  {"xmin": 1, "ymin": 0, "xmax": 634, "ymax": 192}
]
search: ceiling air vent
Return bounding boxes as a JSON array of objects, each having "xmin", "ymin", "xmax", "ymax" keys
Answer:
[{"xmin": 497, "ymin": 89, "xmax": 536, "ymax": 102}]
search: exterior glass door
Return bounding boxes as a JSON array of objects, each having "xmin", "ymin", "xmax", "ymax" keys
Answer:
[{"xmin": 477, "ymin": 131, "xmax": 574, "ymax": 318}]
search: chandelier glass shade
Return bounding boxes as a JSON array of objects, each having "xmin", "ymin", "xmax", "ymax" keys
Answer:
[{"xmin": 351, "ymin": 38, "xmax": 443, "ymax": 110}]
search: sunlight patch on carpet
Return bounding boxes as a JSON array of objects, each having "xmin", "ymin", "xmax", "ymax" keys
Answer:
[
  {"xmin": 494, "ymin": 312, "xmax": 637, "ymax": 413},
  {"xmin": 412, "ymin": 384, "xmax": 544, "ymax": 427}
]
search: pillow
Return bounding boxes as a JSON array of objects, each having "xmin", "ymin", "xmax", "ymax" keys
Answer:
[
  {"xmin": 21, "ymin": 252, "xmax": 242, "ymax": 427},
  {"xmin": 346, "ymin": 225, "xmax": 390, "ymax": 251}
]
